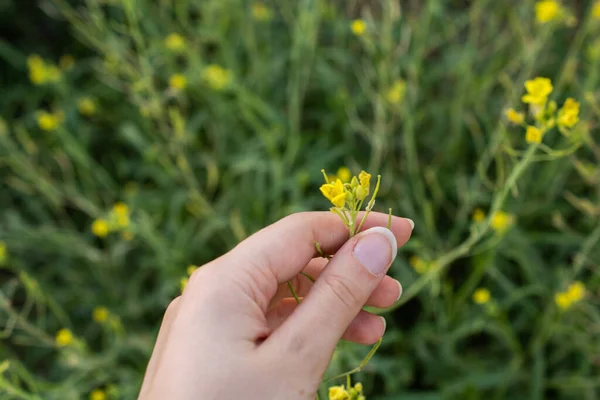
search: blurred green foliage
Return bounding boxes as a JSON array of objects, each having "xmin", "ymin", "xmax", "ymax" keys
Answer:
[{"xmin": 1, "ymin": 0, "xmax": 600, "ymax": 399}]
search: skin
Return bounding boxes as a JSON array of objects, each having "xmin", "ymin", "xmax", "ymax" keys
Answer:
[{"xmin": 139, "ymin": 211, "xmax": 413, "ymax": 399}]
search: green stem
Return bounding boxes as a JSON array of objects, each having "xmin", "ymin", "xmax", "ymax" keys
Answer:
[
  {"xmin": 325, "ymin": 337, "xmax": 382, "ymax": 382},
  {"xmin": 355, "ymin": 175, "xmax": 382, "ymax": 235},
  {"xmin": 287, "ymin": 281, "xmax": 301, "ymax": 304}
]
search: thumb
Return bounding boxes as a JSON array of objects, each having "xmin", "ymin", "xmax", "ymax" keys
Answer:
[{"xmin": 270, "ymin": 226, "xmax": 398, "ymax": 361}]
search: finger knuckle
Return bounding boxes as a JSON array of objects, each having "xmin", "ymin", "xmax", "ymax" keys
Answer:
[{"xmin": 320, "ymin": 274, "xmax": 359, "ymax": 312}]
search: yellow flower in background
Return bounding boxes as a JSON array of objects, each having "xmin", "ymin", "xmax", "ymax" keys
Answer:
[
  {"xmin": 93, "ymin": 306, "xmax": 109, "ymax": 323},
  {"xmin": 567, "ymin": 281, "xmax": 585, "ymax": 302},
  {"xmin": 78, "ymin": 97, "xmax": 97, "ymax": 116},
  {"xmin": 386, "ymin": 80, "xmax": 406, "ymax": 105},
  {"xmin": 522, "ymin": 77, "xmax": 553, "ymax": 105},
  {"xmin": 37, "ymin": 110, "xmax": 64, "ymax": 132},
  {"xmin": 557, "ymin": 98, "xmax": 580, "ymax": 128},
  {"xmin": 535, "ymin": 1, "xmax": 562, "ymax": 23},
  {"xmin": 354, "ymin": 382, "xmax": 363, "ymax": 393},
  {"xmin": 187, "ymin": 265, "xmax": 198, "ymax": 276},
  {"xmin": 473, "ymin": 288, "xmax": 491, "ymax": 304},
  {"xmin": 202, "ymin": 64, "xmax": 231, "ymax": 91},
  {"xmin": 112, "ymin": 202, "xmax": 130, "ymax": 228},
  {"xmin": 328, "ymin": 385, "xmax": 349, "ymax": 400},
  {"xmin": 165, "ymin": 33, "xmax": 186, "ymax": 51},
  {"xmin": 169, "ymin": 74, "xmax": 187, "ymax": 90},
  {"xmin": 491, "ymin": 211, "xmax": 514, "ymax": 232},
  {"xmin": 0, "ymin": 241, "xmax": 6, "ymax": 264},
  {"xmin": 592, "ymin": 1, "xmax": 600, "ymax": 19},
  {"xmin": 472, "ymin": 208, "xmax": 485, "ymax": 223},
  {"xmin": 113, "ymin": 202, "xmax": 128, "ymax": 217},
  {"xmin": 252, "ymin": 3, "xmax": 273, "ymax": 21},
  {"xmin": 55, "ymin": 328, "xmax": 74, "ymax": 347},
  {"xmin": 59, "ymin": 54, "xmax": 75, "ymax": 70},
  {"xmin": 350, "ymin": 19, "xmax": 366, "ymax": 36},
  {"xmin": 525, "ymin": 126, "xmax": 543, "ymax": 144},
  {"xmin": 554, "ymin": 292, "xmax": 570, "ymax": 309},
  {"xmin": 90, "ymin": 389, "xmax": 106, "ymax": 400},
  {"xmin": 92, "ymin": 219, "xmax": 110, "ymax": 238},
  {"xmin": 409, "ymin": 255, "xmax": 428, "ymax": 274},
  {"xmin": 320, "ymin": 179, "xmax": 346, "ymax": 208},
  {"xmin": 505, "ymin": 108, "xmax": 525, "ymax": 124},
  {"xmin": 336, "ymin": 166, "xmax": 352, "ymax": 183},
  {"xmin": 27, "ymin": 55, "xmax": 60, "ymax": 85},
  {"xmin": 180, "ymin": 277, "xmax": 189, "ymax": 292}
]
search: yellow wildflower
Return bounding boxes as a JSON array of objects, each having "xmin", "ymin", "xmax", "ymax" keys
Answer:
[
  {"xmin": 351, "ymin": 19, "xmax": 367, "ymax": 36},
  {"xmin": 59, "ymin": 55, "xmax": 75, "ymax": 70},
  {"xmin": 336, "ymin": 166, "xmax": 352, "ymax": 183},
  {"xmin": 555, "ymin": 292, "xmax": 571, "ymax": 309},
  {"xmin": 567, "ymin": 281, "xmax": 585, "ymax": 303},
  {"xmin": 409, "ymin": 255, "xmax": 428, "ymax": 274},
  {"xmin": 37, "ymin": 111, "xmax": 64, "ymax": 132},
  {"xmin": 0, "ymin": 241, "xmax": 6, "ymax": 264},
  {"xmin": 180, "ymin": 277, "xmax": 189, "ymax": 292},
  {"xmin": 78, "ymin": 97, "xmax": 97, "ymax": 116},
  {"xmin": 187, "ymin": 265, "xmax": 198, "ymax": 276},
  {"xmin": 90, "ymin": 389, "xmax": 106, "ymax": 400},
  {"xmin": 165, "ymin": 33, "xmax": 186, "ymax": 51},
  {"xmin": 473, "ymin": 288, "xmax": 491, "ymax": 304},
  {"xmin": 29, "ymin": 64, "xmax": 47, "ymax": 85},
  {"xmin": 320, "ymin": 179, "xmax": 347, "ymax": 208},
  {"xmin": 354, "ymin": 382, "xmax": 363, "ymax": 393},
  {"xmin": 359, "ymin": 170, "xmax": 371, "ymax": 191},
  {"xmin": 557, "ymin": 98, "xmax": 580, "ymax": 128},
  {"xmin": 93, "ymin": 306, "xmax": 109, "ymax": 323},
  {"xmin": 472, "ymin": 208, "xmax": 485, "ymax": 223},
  {"xmin": 505, "ymin": 108, "xmax": 525, "ymax": 124},
  {"xmin": 536, "ymin": 1, "xmax": 562, "ymax": 24},
  {"xmin": 592, "ymin": 1, "xmax": 600, "ymax": 19},
  {"xmin": 92, "ymin": 219, "xmax": 110, "ymax": 238},
  {"xmin": 329, "ymin": 385, "xmax": 349, "ymax": 400},
  {"xmin": 27, "ymin": 55, "xmax": 43, "ymax": 69},
  {"xmin": 202, "ymin": 64, "xmax": 231, "ymax": 91},
  {"xmin": 386, "ymin": 80, "xmax": 406, "ymax": 105},
  {"xmin": 252, "ymin": 3, "xmax": 273, "ymax": 21},
  {"xmin": 169, "ymin": 74, "xmax": 187, "ymax": 90},
  {"xmin": 525, "ymin": 126, "xmax": 543, "ymax": 144},
  {"xmin": 113, "ymin": 202, "xmax": 129, "ymax": 217},
  {"xmin": 522, "ymin": 77, "xmax": 553, "ymax": 105},
  {"xmin": 491, "ymin": 211, "xmax": 514, "ymax": 232},
  {"xmin": 55, "ymin": 328, "xmax": 74, "ymax": 347}
]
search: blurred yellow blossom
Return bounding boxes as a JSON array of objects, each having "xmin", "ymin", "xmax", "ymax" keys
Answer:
[
  {"xmin": 557, "ymin": 98, "xmax": 580, "ymax": 128},
  {"xmin": 592, "ymin": 1, "xmax": 600, "ymax": 19},
  {"xmin": 386, "ymin": 80, "xmax": 406, "ymax": 105},
  {"xmin": 78, "ymin": 97, "xmax": 97, "ymax": 116},
  {"xmin": 473, "ymin": 288, "xmax": 491, "ymax": 304},
  {"xmin": 329, "ymin": 385, "xmax": 349, "ymax": 400},
  {"xmin": 252, "ymin": 3, "xmax": 272, "ymax": 21},
  {"xmin": 187, "ymin": 265, "xmax": 198, "ymax": 276},
  {"xmin": 90, "ymin": 389, "xmax": 106, "ymax": 400},
  {"xmin": 525, "ymin": 126, "xmax": 543, "ymax": 144},
  {"xmin": 169, "ymin": 74, "xmax": 187, "ymax": 90},
  {"xmin": 112, "ymin": 202, "xmax": 130, "ymax": 228},
  {"xmin": 37, "ymin": 110, "xmax": 64, "ymax": 132},
  {"xmin": 350, "ymin": 19, "xmax": 366, "ymax": 36},
  {"xmin": 555, "ymin": 281, "xmax": 585, "ymax": 310},
  {"xmin": 180, "ymin": 277, "xmax": 189, "ymax": 292},
  {"xmin": 409, "ymin": 255, "xmax": 428, "ymax": 274},
  {"xmin": 354, "ymin": 383, "xmax": 363, "ymax": 393},
  {"xmin": 165, "ymin": 33, "xmax": 186, "ymax": 51},
  {"xmin": 472, "ymin": 208, "xmax": 485, "ymax": 223},
  {"xmin": 320, "ymin": 179, "xmax": 346, "ymax": 208},
  {"xmin": 554, "ymin": 292, "xmax": 570, "ymax": 309},
  {"xmin": 27, "ymin": 55, "xmax": 61, "ymax": 85},
  {"xmin": 535, "ymin": 1, "xmax": 562, "ymax": 23},
  {"xmin": 505, "ymin": 108, "xmax": 525, "ymax": 124},
  {"xmin": 491, "ymin": 211, "xmax": 514, "ymax": 232},
  {"xmin": 0, "ymin": 241, "xmax": 6, "ymax": 265},
  {"xmin": 93, "ymin": 306, "xmax": 109, "ymax": 323},
  {"xmin": 59, "ymin": 54, "xmax": 75, "ymax": 70},
  {"xmin": 202, "ymin": 64, "xmax": 231, "ymax": 90},
  {"xmin": 522, "ymin": 77, "xmax": 553, "ymax": 105},
  {"xmin": 55, "ymin": 328, "xmax": 74, "ymax": 347},
  {"xmin": 336, "ymin": 166, "xmax": 352, "ymax": 183},
  {"xmin": 113, "ymin": 202, "xmax": 128, "ymax": 216},
  {"xmin": 568, "ymin": 281, "xmax": 585, "ymax": 302},
  {"xmin": 92, "ymin": 219, "xmax": 110, "ymax": 238}
]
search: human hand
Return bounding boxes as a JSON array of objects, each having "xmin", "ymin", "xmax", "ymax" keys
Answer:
[{"xmin": 139, "ymin": 211, "xmax": 413, "ymax": 399}]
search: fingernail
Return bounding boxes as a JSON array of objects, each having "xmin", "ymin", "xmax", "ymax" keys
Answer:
[
  {"xmin": 353, "ymin": 227, "xmax": 397, "ymax": 276},
  {"xmin": 405, "ymin": 218, "xmax": 415, "ymax": 230},
  {"xmin": 380, "ymin": 317, "xmax": 387, "ymax": 334},
  {"xmin": 395, "ymin": 279, "xmax": 403, "ymax": 301}
]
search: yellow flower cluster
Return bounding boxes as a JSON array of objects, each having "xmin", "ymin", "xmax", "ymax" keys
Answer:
[
  {"xmin": 252, "ymin": 3, "xmax": 273, "ymax": 21},
  {"xmin": 55, "ymin": 328, "xmax": 74, "ymax": 347},
  {"xmin": 90, "ymin": 389, "xmax": 106, "ymax": 400},
  {"xmin": 91, "ymin": 202, "xmax": 132, "ymax": 239},
  {"xmin": 327, "ymin": 166, "xmax": 352, "ymax": 183},
  {"xmin": 535, "ymin": 1, "xmax": 563, "ymax": 24},
  {"xmin": 37, "ymin": 110, "xmax": 65, "ymax": 132},
  {"xmin": 169, "ymin": 74, "xmax": 187, "ymax": 90},
  {"xmin": 386, "ymin": 80, "xmax": 406, "ymax": 105},
  {"xmin": 473, "ymin": 209, "xmax": 515, "ymax": 233},
  {"xmin": 27, "ymin": 55, "xmax": 61, "ymax": 85},
  {"xmin": 473, "ymin": 288, "xmax": 491, "ymax": 304},
  {"xmin": 78, "ymin": 97, "xmax": 98, "ymax": 117},
  {"xmin": 164, "ymin": 33, "xmax": 186, "ymax": 52},
  {"xmin": 329, "ymin": 382, "xmax": 365, "ymax": 400},
  {"xmin": 180, "ymin": 265, "xmax": 199, "ymax": 292},
  {"xmin": 202, "ymin": 64, "xmax": 231, "ymax": 91},
  {"xmin": 409, "ymin": 255, "xmax": 437, "ymax": 275},
  {"xmin": 506, "ymin": 77, "xmax": 580, "ymax": 145},
  {"xmin": 93, "ymin": 306, "xmax": 110, "ymax": 323},
  {"xmin": 321, "ymin": 170, "xmax": 371, "ymax": 208},
  {"xmin": 0, "ymin": 240, "xmax": 6, "ymax": 265},
  {"xmin": 555, "ymin": 281, "xmax": 585, "ymax": 310},
  {"xmin": 350, "ymin": 19, "xmax": 366, "ymax": 36}
]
